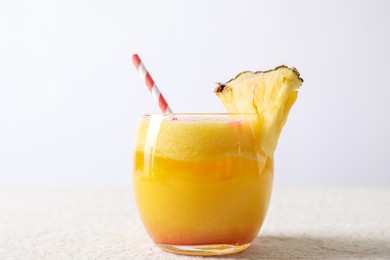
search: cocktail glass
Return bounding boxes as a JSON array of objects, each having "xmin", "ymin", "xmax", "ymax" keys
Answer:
[{"xmin": 133, "ymin": 113, "xmax": 273, "ymax": 256}]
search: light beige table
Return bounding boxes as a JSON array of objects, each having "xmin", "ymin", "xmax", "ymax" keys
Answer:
[{"xmin": 1, "ymin": 187, "xmax": 389, "ymax": 259}]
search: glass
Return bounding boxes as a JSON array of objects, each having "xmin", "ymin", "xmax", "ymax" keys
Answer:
[{"xmin": 133, "ymin": 113, "xmax": 273, "ymax": 256}]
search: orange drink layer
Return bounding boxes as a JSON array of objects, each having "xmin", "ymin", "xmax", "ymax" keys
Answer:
[{"xmin": 133, "ymin": 114, "xmax": 273, "ymax": 248}]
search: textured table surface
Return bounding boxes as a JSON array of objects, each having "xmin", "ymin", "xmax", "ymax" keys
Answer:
[{"xmin": 1, "ymin": 187, "xmax": 389, "ymax": 260}]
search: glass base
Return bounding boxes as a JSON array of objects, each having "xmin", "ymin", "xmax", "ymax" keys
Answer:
[{"xmin": 156, "ymin": 243, "xmax": 250, "ymax": 256}]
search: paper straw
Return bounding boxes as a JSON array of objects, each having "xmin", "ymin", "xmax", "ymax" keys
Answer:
[{"xmin": 132, "ymin": 54, "xmax": 172, "ymax": 113}]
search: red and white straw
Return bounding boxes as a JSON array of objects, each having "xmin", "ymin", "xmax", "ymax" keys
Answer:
[{"xmin": 132, "ymin": 54, "xmax": 172, "ymax": 113}]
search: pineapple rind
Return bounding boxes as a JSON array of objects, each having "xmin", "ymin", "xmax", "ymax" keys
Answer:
[{"xmin": 214, "ymin": 65, "xmax": 303, "ymax": 93}]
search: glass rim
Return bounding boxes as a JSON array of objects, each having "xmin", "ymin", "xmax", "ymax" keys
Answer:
[{"xmin": 142, "ymin": 112, "xmax": 257, "ymax": 117}]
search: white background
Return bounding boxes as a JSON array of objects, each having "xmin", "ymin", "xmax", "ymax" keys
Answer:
[{"xmin": 0, "ymin": 0, "xmax": 389, "ymax": 187}]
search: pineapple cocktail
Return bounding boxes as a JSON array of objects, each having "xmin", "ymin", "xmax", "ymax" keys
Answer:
[
  {"xmin": 134, "ymin": 113, "xmax": 272, "ymax": 255},
  {"xmin": 133, "ymin": 66, "xmax": 303, "ymax": 256}
]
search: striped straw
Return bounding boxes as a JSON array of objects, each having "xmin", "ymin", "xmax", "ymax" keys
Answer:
[{"xmin": 132, "ymin": 54, "xmax": 172, "ymax": 113}]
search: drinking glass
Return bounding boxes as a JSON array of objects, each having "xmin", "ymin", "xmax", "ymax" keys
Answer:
[{"xmin": 133, "ymin": 113, "xmax": 273, "ymax": 256}]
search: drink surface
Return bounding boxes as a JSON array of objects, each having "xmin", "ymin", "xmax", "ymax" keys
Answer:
[{"xmin": 134, "ymin": 114, "xmax": 273, "ymax": 245}]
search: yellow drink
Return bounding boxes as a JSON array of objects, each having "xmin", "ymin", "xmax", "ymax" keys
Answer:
[{"xmin": 133, "ymin": 113, "xmax": 273, "ymax": 255}]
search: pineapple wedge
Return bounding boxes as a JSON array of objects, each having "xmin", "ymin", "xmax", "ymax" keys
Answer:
[{"xmin": 215, "ymin": 65, "xmax": 303, "ymax": 157}]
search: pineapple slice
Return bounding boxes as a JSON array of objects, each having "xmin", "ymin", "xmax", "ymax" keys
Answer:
[{"xmin": 215, "ymin": 65, "xmax": 303, "ymax": 157}]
